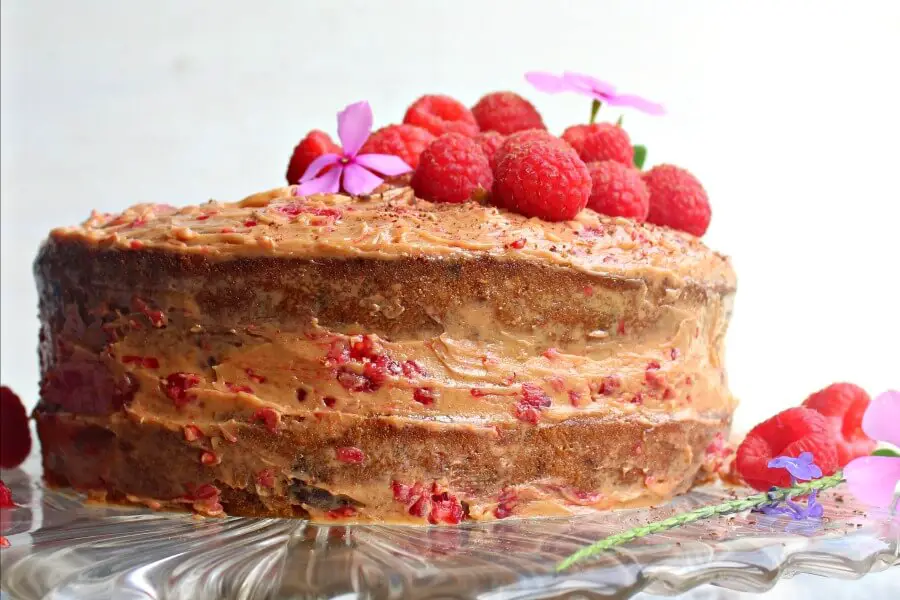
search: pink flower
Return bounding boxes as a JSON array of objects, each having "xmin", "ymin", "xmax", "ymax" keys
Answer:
[
  {"xmin": 296, "ymin": 101, "xmax": 412, "ymax": 197},
  {"xmin": 525, "ymin": 71, "xmax": 665, "ymax": 115},
  {"xmin": 843, "ymin": 390, "xmax": 900, "ymax": 511}
]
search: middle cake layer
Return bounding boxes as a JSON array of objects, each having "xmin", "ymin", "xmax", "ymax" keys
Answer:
[{"xmin": 36, "ymin": 238, "xmax": 734, "ymax": 423}]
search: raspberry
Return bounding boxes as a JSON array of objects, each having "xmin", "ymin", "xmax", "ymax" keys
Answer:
[
  {"xmin": 0, "ymin": 386, "xmax": 31, "ymax": 469},
  {"xmin": 578, "ymin": 123, "xmax": 633, "ymax": 165},
  {"xmin": 286, "ymin": 130, "xmax": 341, "ymax": 185},
  {"xmin": 643, "ymin": 164, "xmax": 711, "ymax": 237},
  {"xmin": 586, "ymin": 161, "xmax": 650, "ymax": 221},
  {"xmin": 163, "ymin": 372, "xmax": 201, "ymax": 408},
  {"xmin": 471, "ymin": 92, "xmax": 545, "ymax": 135},
  {"xmin": 561, "ymin": 124, "xmax": 602, "ymax": 157},
  {"xmin": 335, "ymin": 446, "xmax": 365, "ymax": 464},
  {"xmin": 251, "ymin": 407, "xmax": 281, "ymax": 433},
  {"xmin": 1, "ymin": 479, "xmax": 15, "ymax": 508},
  {"xmin": 493, "ymin": 129, "xmax": 569, "ymax": 167},
  {"xmin": 802, "ymin": 383, "xmax": 876, "ymax": 466},
  {"xmin": 735, "ymin": 407, "xmax": 839, "ymax": 491},
  {"xmin": 411, "ymin": 133, "xmax": 493, "ymax": 204},
  {"xmin": 403, "ymin": 95, "xmax": 479, "ymax": 137},
  {"xmin": 360, "ymin": 124, "xmax": 435, "ymax": 170},
  {"xmin": 475, "ymin": 131, "xmax": 505, "ymax": 170},
  {"xmin": 493, "ymin": 141, "xmax": 591, "ymax": 221},
  {"xmin": 428, "ymin": 491, "xmax": 464, "ymax": 524}
]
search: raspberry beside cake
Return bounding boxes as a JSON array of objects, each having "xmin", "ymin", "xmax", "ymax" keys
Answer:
[{"xmin": 33, "ymin": 185, "xmax": 736, "ymax": 523}]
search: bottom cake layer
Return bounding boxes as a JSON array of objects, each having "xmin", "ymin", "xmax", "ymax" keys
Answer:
[{"xmin": 35, "ymin": 408, "xmax": 730, "ymax": 524}]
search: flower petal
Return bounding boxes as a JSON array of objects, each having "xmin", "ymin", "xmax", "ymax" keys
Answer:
[
  {"xmin": 562, "ymin": 72, "xmax": 616, "ymax": 96},
  {"xmin": 863, "ymin": 390, "xmax": 900, "ymax": 447},
  {"xmin": 844, "ymin": 455, "xmax": 900, "ymax": 509},
  {"xmin": 354, "ymin": 153, "xmax": 412, "ymax": 177},
  {"xmin": 602, "ymin": 93, "xmax": 666, "ymax": 115},
  {"xmin": 337, "ymin": 101, "xmax": 373, "ymax": 158},
  {"xmin": 768, "ymin": 453, "xmax": 822, "ymax": 481},
  {"xmin": 342, "ymin": 163, "xmax": 383, "ymax": 196},
  {"xmin": 524, "ymin": 72, "xmax": 573, "ymax": 94},
  {"xmin": 296, "ymin": 167, "xmax": 343, "ymax": 197},
  {"xmin": 299, "ymin": 153, "xmax": 342, "ymax": 182}
]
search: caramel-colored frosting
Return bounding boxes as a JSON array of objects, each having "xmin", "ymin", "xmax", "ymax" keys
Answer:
[
  {"xmin": 52, "ymin": 185, "xmax": 735, "ymax": 290},
  {"xmin": 39, "ymin": 185, "xmax": 737, "ymax": 522}
]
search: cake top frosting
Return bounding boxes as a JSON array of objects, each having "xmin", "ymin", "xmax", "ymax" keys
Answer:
[{"xmin": 49, "ymin": 185, "xmax": 735, "ymax": 290}]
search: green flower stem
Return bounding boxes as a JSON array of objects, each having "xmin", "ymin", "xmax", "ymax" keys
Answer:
[
  {"xmin": 589, "ymin": 99, "xmax": 602, "ymax": 124},
  {"xmin": 555, "ymin": 471, "xmax": 845, "ymax": 572}
]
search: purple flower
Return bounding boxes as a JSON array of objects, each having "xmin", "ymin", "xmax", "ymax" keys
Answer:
[
  {"xmin": 754, "ymin": 452, "xmax": 825, "ymax": 521},
  {"xmin": 525, "ymin": 71, "xmax": 665, "ymax": 115},
  {"xmin": 296, "ymin": 101, "xmax": 412, "ymax": 197},
  {"xmin": 768, "ymin": 452, "xmax": 822, "ymax": 482},
  {"xmin": 844, "ymin": 390, "xmax": 900, "ymax": 511}
]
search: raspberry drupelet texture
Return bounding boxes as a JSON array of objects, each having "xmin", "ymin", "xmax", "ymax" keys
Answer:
[
  {"xmin": 360, "ymin": 124, "xmax": 436, "ymax": 170},
  {"xmin": 285, "ymin": 130, "xmax": 341, "ymax": 185},
  {"xmin": 735, "ymin": 406, "xmax": 839, "ymax": 491},
  {"xmin": 561, "ymin": 123, "xmax": 602, "ymax": 157},
  {"xmin": 491, "ymin": 130, "xmax": 570, "ymax": 180},
  {"xmin": 411, "ymin": 133, "xmax": 493, "ymax": 204},
  {"xmin": 586, "ymin": 160, "xmax": 650, "ymax": 221},
  {"xmin": 643, "ymin": 164, "xmax": 711, "ymax": 237},
  {"xmin": 475, "ymin": 131, "xmax": 506, "ymax": 170},
  {"xmin": 471, "ymin": 92, "xmax": 546, "ymax": 135},
  {"xmin": 802, "ymin": 383, "xmax": 876, "ymax": 466},
  {"xmin": 493, "ymin": 140, "xmax": 591, "ymax": 222},
  {"xmin": 0, "ymin": 386, "xmax": 31, "ymax": 469},
  {"xmin": 403, "ymin": 95, "xmax": 479, "ymax": 137},
  {"xmin": 578, "ymin": 123, "xmax": 634, "ymax": 166}
]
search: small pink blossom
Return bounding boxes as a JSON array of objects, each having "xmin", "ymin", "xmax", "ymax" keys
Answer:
[
  {"xmin": 296, "ymin": 101, "xmax": 412, "ymax": 197},
  {"xmin": 844, "ymin": 390, "xmax": 900, "ymax": 511},
  {"xmin": 525, "ymin": 71, "xmax": 665, "ymax": 115}
]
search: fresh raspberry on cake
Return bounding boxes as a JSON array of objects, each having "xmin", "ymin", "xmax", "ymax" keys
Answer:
[
  {"xmin": 0, "ymin": 386, "xmax": 31, "ymax": 469},
  {"xmin": 735, "ymin": 407, "xmax": 839, "ymax": 491},
  {"xmin": 578, "ymin": 123, "xmax": 633, "ymax": 166},
  {"xmin": 499, "ymin": 129, "xmax": 567, "ymax": 153},
  {"xmin": 802, "ymin": 383, "xmax": 876, "ymax": 466},
  {"xmin": 492, "ymin": 130, "xmax": 570, "ymax": 175},
  {"xmin": 471, "ymin": 92, "xmax": 546, "ymax": 135},
  {"xmin": 561, "ymin": 124, "xmax": 600, "ymax": 157},
  {"xmin": 493, "ymin": 141, "xmax": 591, "ymax": 221},
  {"xmin": 412, "ymin": 133, "xmax": 492, "ymax": 204},
  {"xmin": 403, "ymin": 95, "xmax": 479, "ymax": 138},
  {"xmin": 643, "ymin": 164, "xmax": 711, "ymax": 236},
  {"xmin": 360, "ymin": 124, "xmax": 436, "ymax": 170},
  {"xmin": 586, "ymin": 161, "xmax": 650, "ymax": 221},
  {"xmin": 286, "ymin": 130, "xmax": 341, "ymax": 184},
  {"xmin": 475, "ymin": 131, "xmax": 506, "ymax": 170}
]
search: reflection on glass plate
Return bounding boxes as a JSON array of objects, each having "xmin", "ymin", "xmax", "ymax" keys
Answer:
[{"xmin": 1, "ymin": 455, "xmax": 898, "ymax": 599}]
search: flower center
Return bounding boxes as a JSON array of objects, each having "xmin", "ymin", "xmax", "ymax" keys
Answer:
[{"xmin": 340, "ymin": 156, "xmax": 351, "ymax": 165}]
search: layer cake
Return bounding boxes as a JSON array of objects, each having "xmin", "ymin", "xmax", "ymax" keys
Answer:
[{"xmin": 33, "ymin": 184, "xmax": 736, "ymax": 523}]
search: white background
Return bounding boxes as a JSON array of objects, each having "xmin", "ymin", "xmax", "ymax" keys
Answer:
[
  {"xmin": 1, "ymin": 3, "xmax": 899, "ymax": 598},
  {"xmin": 2, "ymin": 0, "xmax": 899, "ymax": 432}
]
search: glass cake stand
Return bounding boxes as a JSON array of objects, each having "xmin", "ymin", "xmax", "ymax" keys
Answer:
[{"xmin": 1, "ymin": 454, "xmax": 898, "ymax": 600}]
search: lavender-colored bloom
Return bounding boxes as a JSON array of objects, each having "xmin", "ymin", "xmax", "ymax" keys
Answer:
[
  {"xmin": 844, "ymin": 390, "xmax": 900, "ymax": 510},
  {"xmin": 754, "ymin": 455, "xmax": 826, "ymax": 521},
  {"xmin": 768, "ymin": 452, "xmax": 822, "ymax": 482},
  {"xmin": 296, "ymin": 101, "xmax": 412, "ymax": 197},
  {"xmin": 525, "ymin": 71, "xmax": 665, "ymax": 115}
]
